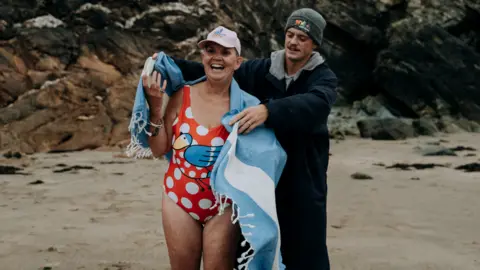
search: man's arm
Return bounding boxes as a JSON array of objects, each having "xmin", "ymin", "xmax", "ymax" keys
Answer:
[
  {"xmin": 170, "ymin": 54, "xmax": 268, "ymax": 96},
  {"xmin": 233, "ymin": 59, "xmax": 268, "ymax": 98},
  {"xmin": 170, "ymin": 57, "xmax": 205, "ymax": 81},
  {"xmin": 264, "ymin": 69, "xmax": 338, "ymax": 134}
]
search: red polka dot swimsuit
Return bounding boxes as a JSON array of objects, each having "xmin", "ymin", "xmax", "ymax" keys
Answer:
[{"xmin": 163, "ymin": 85, "xmax": 230, "ymax": 224}]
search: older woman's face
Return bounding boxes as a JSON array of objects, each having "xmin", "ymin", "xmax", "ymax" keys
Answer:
[{"xmin": 201, "ymin": 42, "xmax": 242, "ymax": 82}]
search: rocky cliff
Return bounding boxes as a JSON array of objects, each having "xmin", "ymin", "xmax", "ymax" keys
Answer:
[{"xmin": 1, "ymin": 0, "xmax": 479, "ymax": 153}]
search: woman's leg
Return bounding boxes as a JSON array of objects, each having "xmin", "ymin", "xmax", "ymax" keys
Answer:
[
  {"xmin": 202, "ymin": 207, "xmax": 240, "ymax": 270},
  {"xmin": 162, "ymin": 194, "xmax": 203, "ymax": 270}
]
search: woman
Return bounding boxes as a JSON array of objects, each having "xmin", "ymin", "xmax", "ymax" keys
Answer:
[{"xmin": 142, "ymin": 26, "xmax": 243, "ymax": 270}]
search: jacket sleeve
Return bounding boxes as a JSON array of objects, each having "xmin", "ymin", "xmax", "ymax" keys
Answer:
[
  {"xmin": 171, "ymin": 57, "xmax": 205, "ymax": 81},
  {"xmin": 233, "ymin": 59, "xmax": 269, "ymax": 97},
  {"xmin": 264, "ymin": 70, "xmax": 338, "ymax": 134},
  {"xmin": 171, "ymin": 56, "xmax": 267, "ymax": 97}
]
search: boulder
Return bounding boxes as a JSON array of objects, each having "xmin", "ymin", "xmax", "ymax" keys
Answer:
[
  {"xmin": 412, "ymin": 118, "xmax": 439, "ymax": 136},
  {"xmin": 357, "ymin": 118, "xmax": 415, "ymax": 140}
]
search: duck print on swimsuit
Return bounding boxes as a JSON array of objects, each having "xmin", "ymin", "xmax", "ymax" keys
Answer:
[
  {"xmin": 172, "ymin": 133, "xmax": 222, "ymax": 190},
  {"xmin": 163, "ymin": 85, "xmax": 230, "ymax": 224}
]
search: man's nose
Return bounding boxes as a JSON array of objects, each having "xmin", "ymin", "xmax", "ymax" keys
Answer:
[{"xmin": 289, "ymin": 36, "xmax": 299, "ymax": 45}]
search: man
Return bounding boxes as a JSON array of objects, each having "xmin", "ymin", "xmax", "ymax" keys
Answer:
[{"xmin": 154, "ymin": 8, "xmax": 337, "ymax": 269}]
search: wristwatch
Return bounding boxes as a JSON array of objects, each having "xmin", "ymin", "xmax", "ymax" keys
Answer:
[{"xmin": 150, "ymin": 119, "xmax": 164, "ymax": 136}]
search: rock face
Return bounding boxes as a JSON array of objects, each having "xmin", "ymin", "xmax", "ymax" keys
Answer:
[
  {"xmin": 0, "ymin": 0, "xmax": 216, "ymax": 153},
  {"xmin": 1, "ymin": 0, "xmax": 480, "ymax": 153},
  {"xmin": 375, "ymin": 25, "xmax": 480, "ymax": 122}
]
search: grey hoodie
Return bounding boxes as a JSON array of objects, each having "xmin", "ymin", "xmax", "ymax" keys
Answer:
[{"xmin": 269, "ymin": 49, "xmax": 326, "ymax": 89}]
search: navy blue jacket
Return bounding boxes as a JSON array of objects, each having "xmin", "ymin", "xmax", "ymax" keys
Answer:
[{"xmin": 173, "ymin": 55, "xmax": 337, "ymax": 269}]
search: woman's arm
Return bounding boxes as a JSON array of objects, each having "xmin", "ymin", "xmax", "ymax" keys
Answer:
[{"xmin": 143, "ymin": 71, "xmax": 182, "ymax": 157}]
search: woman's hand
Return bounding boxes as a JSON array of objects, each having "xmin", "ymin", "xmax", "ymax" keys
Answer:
[{"xmin": 142, "ymin": 70, "xmax": 167, "ymax": 116}]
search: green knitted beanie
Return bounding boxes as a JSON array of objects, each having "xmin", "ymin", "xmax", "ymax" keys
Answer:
[{"xmin": 285, "ymin": 8, "xmax": 327, "ymax": 46}]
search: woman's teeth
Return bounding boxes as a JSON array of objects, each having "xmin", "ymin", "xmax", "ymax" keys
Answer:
[{"xmin": 211, "ymin": 64, "xmax": 224, "ymax": 70}]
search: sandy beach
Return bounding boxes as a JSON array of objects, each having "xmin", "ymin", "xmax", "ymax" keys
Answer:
[{"xmin": 1, "ymin": 133, "xmax": 479, "ymax": 270}]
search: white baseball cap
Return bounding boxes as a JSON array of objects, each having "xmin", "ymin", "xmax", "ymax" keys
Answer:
[{"xmin": 198, "ymin": 26, "xmax": 241, "ymax": 55}]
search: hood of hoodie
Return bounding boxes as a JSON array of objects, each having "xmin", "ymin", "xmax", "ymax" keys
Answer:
[{"xmin": 269, "ymin": 49, "xmax": 325, "ymax": 81}]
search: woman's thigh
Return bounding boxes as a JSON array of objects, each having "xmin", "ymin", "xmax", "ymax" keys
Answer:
[
  {"xmin": 162, "ymin": 194, "xmax": 203, "ymax": 270},
  {"xmin": 202, "ymin": 207, "xmax": 240, "ymax": 270}
]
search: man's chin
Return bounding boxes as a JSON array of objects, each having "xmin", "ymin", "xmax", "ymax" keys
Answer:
[{"xmin": 286, "ymin": 53, "xmax": 303, "ymax": 62}]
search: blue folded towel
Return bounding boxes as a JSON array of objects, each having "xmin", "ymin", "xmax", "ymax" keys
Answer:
[{"xmin": 127, "ymin": 52, "xmax": 287, "ymax": 270}]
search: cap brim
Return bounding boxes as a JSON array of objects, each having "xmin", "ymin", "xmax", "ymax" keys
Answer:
[{"xmin": 198, "ymin": 38, "xmax": 235, "ymax": 50}]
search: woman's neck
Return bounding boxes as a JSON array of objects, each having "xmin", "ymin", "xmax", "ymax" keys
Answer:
[{"xmin": 202, "ymin": 78, "xmax": 231, "ymax": 98}]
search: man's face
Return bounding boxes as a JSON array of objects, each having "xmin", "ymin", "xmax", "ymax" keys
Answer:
[{"xmin": 284, "ymin": 28, "xmax": 316, "ymax": 62}]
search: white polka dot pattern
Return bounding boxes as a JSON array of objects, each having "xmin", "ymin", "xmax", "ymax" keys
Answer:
[
  {"xmin": 167, "ymin": 192, "xmax": 178, "ymax": 203},
  {"xmin": 180, "ymin": 123, "xmax": 190, "ymax": 133},
  {"xmin": 166, "ymin": 177, "xmax": 174, "ymax": 188},
  {"xmin": 185, "ymin": 183, "xmax": 199, "ymax": 195},
  {"xmin": 174, "ymin": 168, "xmax": 181, "ymax": 180},
  {"xmin": 199, "ymin": 199, "xmax": 213, "ymax": 209},
  {"xmin": 211, "ymin": 137, "xmax": 224, "ymax": 146},
  {"xmin": 161, "ymin": 86, "xmax": 232, "ymax": 223},
  {"xmin": 196, "ymin": 125, "xmax": 208, "ymax": 136},
  {"xmin": 181, "ymin": 197, "xmax": 193, "ymax": 209},
  {"xmin": 185, "ymin": 107, "xmax": 193, "ymax": 119}
]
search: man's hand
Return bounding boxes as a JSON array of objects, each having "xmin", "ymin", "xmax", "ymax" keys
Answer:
[{"xmin": 229, "ymin": 105, "xmax": 269, "ymax": 134}]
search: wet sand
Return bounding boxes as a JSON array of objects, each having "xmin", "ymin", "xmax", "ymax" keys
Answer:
[{"xmin": 1, "ymin": 133, "xmax": 479, "ymax": 270}]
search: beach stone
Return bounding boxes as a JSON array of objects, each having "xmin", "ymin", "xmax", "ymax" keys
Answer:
[{"xmin": 351, "ymin": 172, "xmax": 374, "ymax": 180}]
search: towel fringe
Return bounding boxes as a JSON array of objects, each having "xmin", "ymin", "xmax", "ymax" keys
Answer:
[
  {"xmin": 212, "ymin": 192, "xmax": 257, "ymax": 270},
  {"xmin": 237, "ymin": 246, "xmax": 255, "ymax": 270},
  {"xmin": 126, "ymin": 111, "xmax": 154, "ymax": 159}
]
